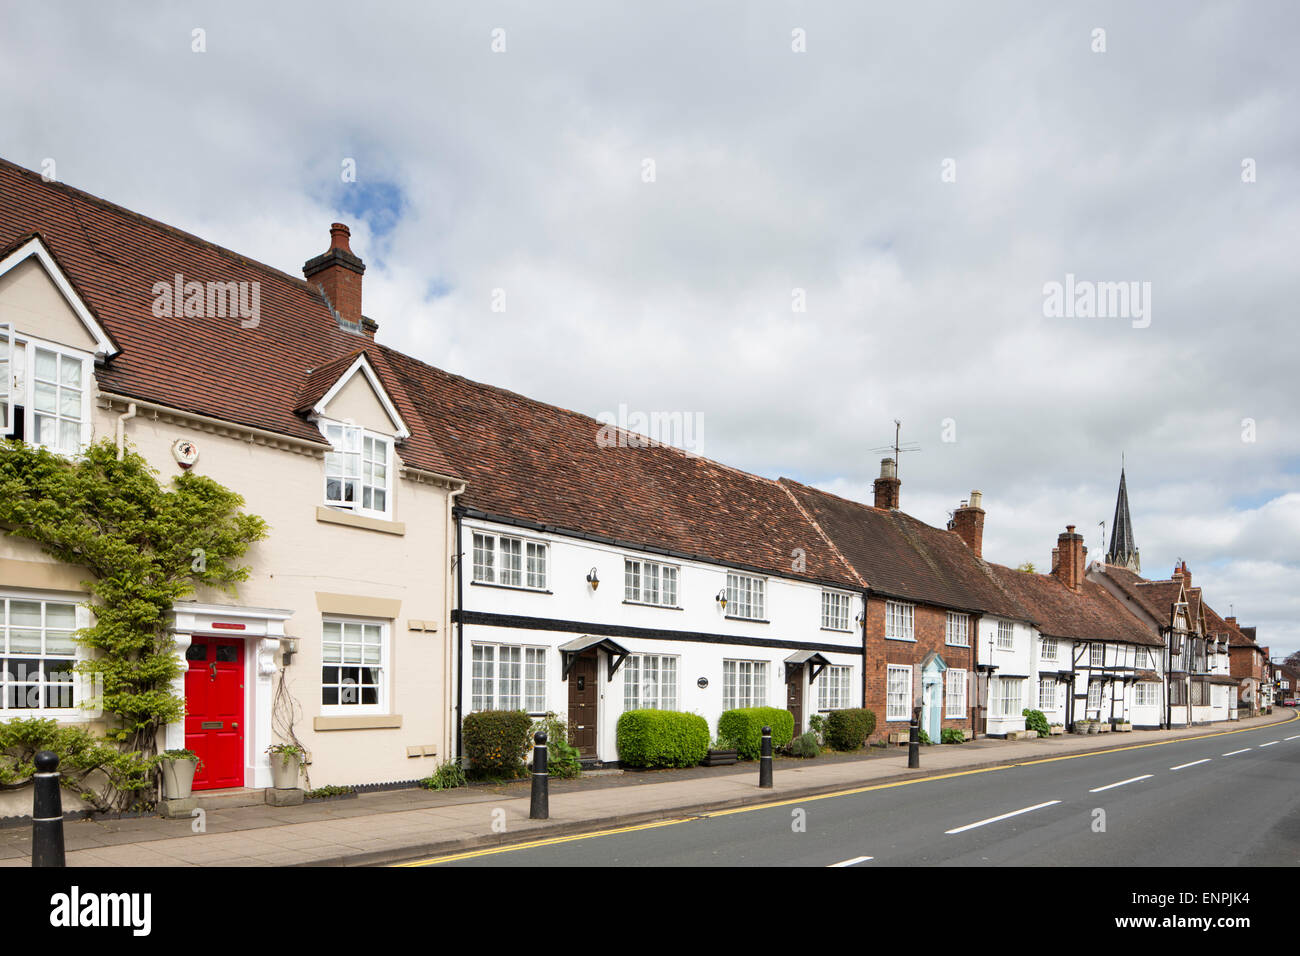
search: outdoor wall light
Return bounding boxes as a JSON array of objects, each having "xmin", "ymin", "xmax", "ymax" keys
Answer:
[
  {"xmin": 586, "ymin": 567, "xmax": 600, "ymax": 591},
  {"xmin": 716, "ymin": 589, "xmax": 728, "ymax": 610},
  {"xmin": 280, "ymin": 637, "xmax": 299, "ymax": 664}
]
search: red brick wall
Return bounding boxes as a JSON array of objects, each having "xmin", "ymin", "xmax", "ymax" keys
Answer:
[{"xmin": 863, "ymin": 598, "xmax": 976, "ymax": 741}]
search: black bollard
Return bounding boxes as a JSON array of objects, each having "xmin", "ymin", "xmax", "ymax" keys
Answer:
[
  {"xmin": 908, "ymin": 706, "xmax": 920, "ymax": 769},
  {"xmin": 529, "ymin": 731, "xmax": 549, "ymax": 820},
  {"xmin": 31, "ymin": 750, "xmax": 65, "ymax": 868},
  {"xmin": 759, "ymin": 725, "xmax": 773, "ymax": 789}
]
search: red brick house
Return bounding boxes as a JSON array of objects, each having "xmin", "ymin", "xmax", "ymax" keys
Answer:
[{"xmin": 781, "ymin": 465, "xmax": 1031, "ymax": 742}]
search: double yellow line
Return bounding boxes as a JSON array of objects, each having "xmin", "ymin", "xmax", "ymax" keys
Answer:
[{"xmin": 397, "ymin": 713, "xmax": 1297, "ymax": 866}]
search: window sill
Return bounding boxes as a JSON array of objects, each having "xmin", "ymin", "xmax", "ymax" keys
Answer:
[
  {"xmin": 623, "ymin": 600, "xmax": 683, "ymax": 610},
  {"xmin": 313, "ymin": 714, "xmax": 403, "ymax": 731},
  {"xmin": 945, "ymin": 642, "xmax": 971, "ymax": 648},
  {"xmin": 820, "ymin": 626, "xmax": 853, "ymax": 634},
  {"xmin": 316, "ymin": 506, "xmax": 405, "ymax": 536},
  {"xmin": 725, "ymin": 615, "xmax": 769, "ymax": 624},
  {"xmin": 470, "ymin": 581, "xmax": 552, "ymax": 595},
  {"xmin": 885, "ymin": 636, "xmax": 916, "ymax": 642}
]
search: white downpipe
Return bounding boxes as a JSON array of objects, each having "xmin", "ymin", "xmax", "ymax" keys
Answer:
[{"xmin": 115, "ymin": 402, "xmax": 137, "ymax": 460}]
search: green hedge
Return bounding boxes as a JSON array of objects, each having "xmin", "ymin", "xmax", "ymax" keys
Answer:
[
  {"xmin": 717, "ymin": 708, "xmax": 794, "ymax": 760},
  {"xmin": 616, "ymin": 710, "xmax": 709, "ymax": 768},
  {"xmin": 462, "ymin": 710, "xmax": 533, "ymax": 778},
  {"xmin": 823, "ymin": 708, "xmax": 876, "ymax": 751}
]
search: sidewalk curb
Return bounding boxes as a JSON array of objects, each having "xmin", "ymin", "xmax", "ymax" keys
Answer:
[{"xmin": 311, "ymin": 711, "xmax": 1296, "ymax": 867}]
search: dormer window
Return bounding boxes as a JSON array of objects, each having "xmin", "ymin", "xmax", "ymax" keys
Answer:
[{"xmin": 319, "ymin": 420, "xmax": 392, "ymax": 519}]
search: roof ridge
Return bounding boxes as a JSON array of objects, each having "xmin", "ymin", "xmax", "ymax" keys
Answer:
[
  {"xmin": 0, "ymin": 157, "xmax": 320, "ymax": 294},
  {"xmin": 375, "ymin": 343, "xmax": 786, "ymax": 488}
]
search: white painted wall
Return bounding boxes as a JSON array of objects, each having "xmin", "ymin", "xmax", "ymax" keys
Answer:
[{"xmin": 458, "ymin": 517, "xmax": 864, "ymax": 762}]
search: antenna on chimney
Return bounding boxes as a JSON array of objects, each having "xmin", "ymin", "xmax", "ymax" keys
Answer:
[{"xmin": 869, "ymin": 420, "xmax": 920, "ymax": 477}]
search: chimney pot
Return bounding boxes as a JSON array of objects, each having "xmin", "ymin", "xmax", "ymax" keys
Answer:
[
  {"xmin": 950, "ymin": 490, "xmax": 986, "ymax": 557},
  {"xmin": 873, "ymin": 458, "xmax": 901, "ymax": 510},
  {"xmin": 304, "ymin": 223, "xmax": 369, "ymax": 336},
  {"xmin": 1053, "ymin": 524, "xmax": 1086, "ymax": 591}
]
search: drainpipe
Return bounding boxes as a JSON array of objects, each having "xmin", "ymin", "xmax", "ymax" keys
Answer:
[
  {"xmin": 454, "ymin": 507, "xmax": 466, "ymax": 762},
  {"xmin": 114, "ymin": 402, "xmax": 137, "ymax": 460},
  {"xmin": 443, "ymin": 481, "xmax": 465, "ymax": 766}
]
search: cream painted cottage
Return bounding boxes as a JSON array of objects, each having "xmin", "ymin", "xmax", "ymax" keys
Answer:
[{"xmin": 0, "ymin": 159, "xmax": 463, "ymax": 815}]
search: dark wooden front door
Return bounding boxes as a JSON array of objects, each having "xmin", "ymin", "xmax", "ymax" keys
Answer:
[
  {"xmin": 567, "ymin": 651, "xmax": 598, "ymax": 757},
  {"xmin": 184, "ymin": 636, "xmax": 245, "ymax": 790},
  {"xmin": 787, "ymin": 667, "xmax": 804, "ymax": 736}
]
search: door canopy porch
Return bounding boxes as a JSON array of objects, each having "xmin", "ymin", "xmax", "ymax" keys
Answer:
[
  {"xmin": 784, "ymin": 650, "xmax": 830, "ymax": 684},
  {"xmin": 558, "ymin": 635, "xmax": 630, "ymax": 681}
]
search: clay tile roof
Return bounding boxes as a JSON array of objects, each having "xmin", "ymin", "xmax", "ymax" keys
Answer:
[
  {"xmin": 293, "ymin": 349, "xmax": 368, "ymax": 414},
  {"xmin": 374, "ymin": 351, "xmax": 861, "ymax": 585},
  {"xmin": 988, "ymin": 564, "xmax": 1164, "ymax": 647},
  {"xmin": 0, "ymin": 157, "xmax": 459, "ymax": 478},
  {"xmin": 776, "ymin": 479, "xmax": 1029, "ymax": 617}
]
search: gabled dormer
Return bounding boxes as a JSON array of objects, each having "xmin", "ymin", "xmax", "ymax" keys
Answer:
[
  {"xmin": 295, "ymin": 350, "xmax": 410, "ymax": 522},
  {"xmin": 0, "ymin": 235, "xmax": 118, "ymax": 453}
]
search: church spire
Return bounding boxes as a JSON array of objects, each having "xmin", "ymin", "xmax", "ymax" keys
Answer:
[{"xmin": 1107, "ymin": 465, "xmax": 1140, "ymax": 572}]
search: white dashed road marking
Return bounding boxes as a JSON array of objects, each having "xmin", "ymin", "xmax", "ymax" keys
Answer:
[
  {"xmin": 1089, "ymin": 774, "xmax": 1153, "ymax": 793},
  {"xmin": 1222, "ymin": 749, "xmax": 1251, "ymax": 756},
  {"xmin": 828, "ymin": 856, "xmax": 873, "ymax": 867},
  {"xmin": 1170, "ymin": 759, "xmax": 1211, "ymax": 770},
  {"xmin": 945, "ymin": 800, "xmax": 1062, "ymax": 835}
]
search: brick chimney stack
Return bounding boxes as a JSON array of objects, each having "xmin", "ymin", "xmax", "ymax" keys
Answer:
[
  {"xmin": 873, "ymin": 458, "xmax": 901, "ymax": 510},
  {"xmin": 1052, "ymin": 525, "xmax": 1087, "ymax": 591},
  {"xmin": 303, "ymin": 223, "xmax": 372, "ymax": 336},
  {"xmin": 950, "ymin": 490, "xmax": 985, "ymax": 557}
]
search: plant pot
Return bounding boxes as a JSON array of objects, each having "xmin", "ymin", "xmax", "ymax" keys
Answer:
[
  {"xmin": 702, "ymin": 749, "xmax": 738, "ymax": 767},
  {"xmin": 1087, "ymin": 722, "xmax": 1099, "ymax": 734},
  {"xmin": 1049, "ymin": 726, "xmax": 1064, "ymax": 736},
  {"xmin": 160, "ymin": 758, "xmax": 197, "ymax": 800},
  {"xmin": 1098, "ymin": 723, "xmax": 1111, "ymax": 733},
  {"xmin": 269, "ymin": 753, "xmax": 302, "ymax": 790}
]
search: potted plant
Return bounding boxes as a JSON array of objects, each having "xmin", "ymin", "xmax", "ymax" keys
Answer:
[
  {"xmin": 1098, "ymin": 718, "xmax": 1112, "ymax": 733},
  {"xmin": 1114, "ymin": 718, "xmax": 1133, "ymax": 732},
  {"xmin": 157, "ymin": 749, "xmax": 201, "ymax": 800},
  {"xmin": 1087, "ymin": 719, "xmax": 1100, "ymax": 734},
  {"xmin": 703, "ymin": 736, "xmax": 738, "ymax": 767},
  {"xmin": 1049, "ymin": 723, "xmax": 1065, "ymax": 736},
  {"xmin": 266, "ymin": 743, "xmax": 306, "ymax": 789}
]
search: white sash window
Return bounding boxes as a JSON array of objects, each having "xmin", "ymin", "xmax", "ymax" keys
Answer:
[
  {"xmin": 0, "ymin": 334, "xmax": 91, "ymax": 453},
  {"xmin": 320, "ymin": 420, "xmax": 392, "ymax": 519}
]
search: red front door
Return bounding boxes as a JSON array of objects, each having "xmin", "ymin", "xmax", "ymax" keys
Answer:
[{"xmin": 184, "ymin": 636, "xmax": 245, "ymax": 790}]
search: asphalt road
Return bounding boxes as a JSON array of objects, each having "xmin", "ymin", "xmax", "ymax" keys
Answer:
[{"xmin": 419, "ymin": 717, "xmax": 1300, "ymax": 866}]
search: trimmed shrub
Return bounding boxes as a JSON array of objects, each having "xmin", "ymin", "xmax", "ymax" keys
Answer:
[
  {"xmin": 617, "ymin": 710, "xmax": 709, "ymax": 768},
  {"xmin": 1022, "ymin": 708, "xmax": 1050, "ymax": 738},
  {"xmin": 941, "ymin": 727, "xmax": 966, "ymax": 745},
  {"xmin": 788, "ymin": 732, "xmax": 820, "ymax": 758},
  {"xmin": 918, "ymin": 728, "xmax": 933, "ymax": 746},
  {"xmin": 823, "ymin": 708, "xmax": 877, "ymax": 752},
  {"xmin": 717, "ymin": 708, "xmax": 795, "ymax": 760},
  {"xmin": 462, "ymin": 710, "xmax": 532, "ymax": 779}
]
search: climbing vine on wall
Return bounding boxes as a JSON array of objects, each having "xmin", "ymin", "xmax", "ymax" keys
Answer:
[{"xmin": 0, "ymin": 439, "xmax": 267, "ymax": 809}]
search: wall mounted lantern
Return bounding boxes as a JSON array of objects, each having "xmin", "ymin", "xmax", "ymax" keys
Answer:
[
  {"xmin": 586, "ymin": 568, "xmax": 600, "ymax": 592},
  {"xmin": 715, "ymin": 589, "xmax": 728, "ymax": 611}
]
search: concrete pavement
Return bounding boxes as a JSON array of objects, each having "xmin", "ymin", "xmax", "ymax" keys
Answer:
[{"xmin": 1, "ymin": 709, "xmax": 1291, "ymax": 867}]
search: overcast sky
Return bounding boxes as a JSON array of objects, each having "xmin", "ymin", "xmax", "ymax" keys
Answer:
[{"xmin": 4, "ymin": 2, "xmax": 1297, "ymax": 654}]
